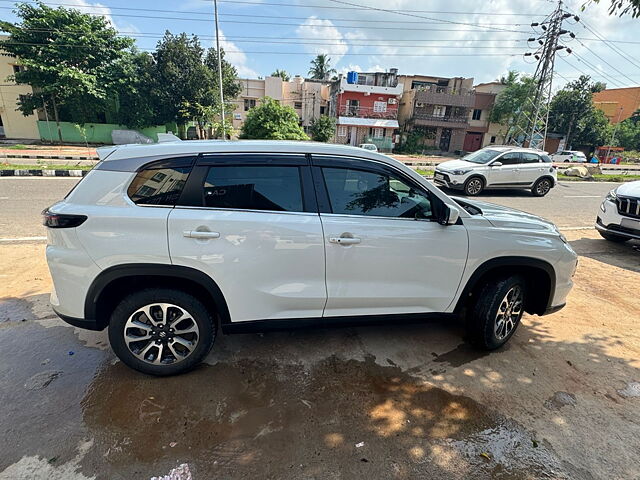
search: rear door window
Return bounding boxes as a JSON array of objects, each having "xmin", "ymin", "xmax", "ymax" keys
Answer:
[
  {"xmin": 498, "ymin": 152, "xmax": 521, "ymax": 165},
  {"xmin": 521, "ymin": 153, "xmax": 541, "ymax": 164},
  {"xmin": 203, "ymin": 166, "xmax": 304, "ymax": 212},
  {"xmin": 128, "ymin": 165, "xmax": 191, "ymax": 206}
]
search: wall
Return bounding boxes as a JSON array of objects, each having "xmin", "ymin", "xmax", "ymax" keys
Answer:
[
  {"xmin": 37, "ymin": 121, "xmax": 167, "ymax": 144},
  {"xmin": 231, "ymin": 78, "xmax": 266, "ymax": 131},
  {"xmin": 336, "ymin": 91, "xmax": 399, "ymax": 117},
  {"xmin": 0, "ymin": 36, "xmax": 39, "ymax": 140},
  {"xmin": 593, "ymin": 87, "xmax": 640, "ymax": 123}
]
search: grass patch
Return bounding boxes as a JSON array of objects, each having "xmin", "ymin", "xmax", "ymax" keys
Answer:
[
  {"xmin": 416, "ymin": 168, "xmax": 435, "ymax": 176},
  {"xmin": 6, "ymin": 144, "xmax": 30, "ymax": 150},
  {"xmin": 558, "ymin": 173, "xmax": 640, "ymax": 182},
  {"xmin": 0, "ymin": 163, "xmax": 93, "ymax": 170}
]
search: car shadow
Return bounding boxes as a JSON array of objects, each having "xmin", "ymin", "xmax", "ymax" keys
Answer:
[{"xmin": 569, "ymin": 236, "xmax": 640, "ymax": 273}]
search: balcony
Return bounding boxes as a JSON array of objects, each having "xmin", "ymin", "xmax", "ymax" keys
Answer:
[
  {"xmin": 411, "ymin": 113, "xmax": 469, "ymax": 129},
  {"xmin": 414, "ymin": 87, "xmax": 475, "ymax": 108},
  {"xmin": 339, "ymin": 77, "xmax": 404, "ymax": 96},
  {"xmin": 338, "ymin": 105, "xmax": 398, "ymax": 120}
]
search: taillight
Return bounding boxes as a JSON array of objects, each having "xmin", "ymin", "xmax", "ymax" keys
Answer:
[{"xmin": 42, "ymin": 209, "xmax": 87, "ymax": 228}]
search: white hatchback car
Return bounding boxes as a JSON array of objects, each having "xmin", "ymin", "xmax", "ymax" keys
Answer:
[
  {"xmin": 550, "ymin": 150, "xmax": 588, "ymax": 163},
  {"xmin": 44, "ymin": 141, "xmax": 576, "ymax": 375},
  {"xmin": 596, "ymin": 180, "xmax": 640, "ymax": 242},
  {"xmin": 434, "ymin": 146, "xmax": 557, "ymax": 196}
]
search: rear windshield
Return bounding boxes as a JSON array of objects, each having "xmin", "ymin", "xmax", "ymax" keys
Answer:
[{"xmin": 463, "ymin": 149, "xmax": 502, "ymax": 164}]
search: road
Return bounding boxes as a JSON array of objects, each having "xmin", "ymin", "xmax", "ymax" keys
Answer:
[
  {"xmin": 0, "ymin": 177, "xmax": 617, "ymax": 239},
  {"xmin": 0, "ymin": 177, "xmax": 639, "ymax": 479}
]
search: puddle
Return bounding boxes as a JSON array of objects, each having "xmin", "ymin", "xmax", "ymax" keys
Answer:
[{"xmin": 78, "ymin": 355, "xmax": 574, "ymax": 479}]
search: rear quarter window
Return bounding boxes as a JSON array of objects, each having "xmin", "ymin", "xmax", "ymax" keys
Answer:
[{"xmin": 128, "ymin": 166, "xmax": 191, "ymax": 206}]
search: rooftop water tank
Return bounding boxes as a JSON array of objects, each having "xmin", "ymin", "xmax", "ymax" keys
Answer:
[{"xmin": 346, "ymin": 71, "xmax": 358, "ymax": 84}]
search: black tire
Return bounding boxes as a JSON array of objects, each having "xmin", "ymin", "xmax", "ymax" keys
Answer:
[
  {"xmin": 108, "ymin": 288, "xmax": 216, "ymax": 376},
  {"xmin": 531, "ymin": 177, "xmax": 552, "ymax": 197},
  {"xmin": 599, "ymin": 231, "xmax": 629, "ymax": 243},
  {"xmin": 463, "ymin": 176, "xmax": 484, "ymax": 196},
  {"xmin": 467, "ymin": 275, "xmax": 526, "ymax": 350},
  {"xmin": 563, "ymin": 159, "xmax": 571, "ymax": 163}
]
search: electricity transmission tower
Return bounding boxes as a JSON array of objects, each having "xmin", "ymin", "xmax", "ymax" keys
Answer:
[{"xmin": 509, "ymin": 0, "xmax": 577, "ymax": 150}]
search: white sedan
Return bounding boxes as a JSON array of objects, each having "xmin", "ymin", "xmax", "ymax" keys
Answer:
[{"xmin": 550, "ymin": 151, "xmax": 587, "ymax": 163}]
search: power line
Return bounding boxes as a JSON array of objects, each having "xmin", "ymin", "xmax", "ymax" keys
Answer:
[{"xmin": 573, "ymin": 38, "xmax": 639, "ymax": 86}]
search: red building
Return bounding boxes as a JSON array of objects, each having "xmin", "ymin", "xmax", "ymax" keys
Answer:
[{"xmin": 329, "ymin": 70, "xmax": 404, "ymax": 151}]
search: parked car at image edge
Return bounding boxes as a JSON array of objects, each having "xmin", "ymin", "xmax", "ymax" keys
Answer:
[
  {"xmin": 550, "ymin": 150, "xmax": 588, "ymax": 163},
  {"xmin": 359, "ymin": 143, "xmax": 378, "ymax": 152},
  {"xmin": 596, "ymin": 180, "xmax": 640, "ymax": 242},
  {"xmin": 43, "ymin": 141, "xmax": 577, "ymax": 376},
  {"xmin": 434, "ymin": 146, "xmax": 557, "ymax": 197}
]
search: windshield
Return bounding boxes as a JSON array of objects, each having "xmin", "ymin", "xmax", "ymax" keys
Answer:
[{"xmin": 463, "ymin": 149, "xmax": 502, "ymax": 164}]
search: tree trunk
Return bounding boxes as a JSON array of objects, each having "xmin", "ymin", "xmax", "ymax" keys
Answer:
[
  {"xmin": 51, "ymin": 95, "xmax": 63, "ymax": 144},
  {"xmin": 565, "ymin": 113, "xmax": 576, "ymax": 150}
]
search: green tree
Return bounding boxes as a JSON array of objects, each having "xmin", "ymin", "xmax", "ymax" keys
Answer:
[
  {"xmin": 616, "ymin": 111, "xmax": 640, "ymax": 150},
  {"xmin": 308, "ymin": 54, "xmax": 336, "ymax": 80},
  {"xmin": 113, "ymin": 51, "xmax": 158, "ymax": 128},
  {"xmin": 570, "ymin": 107, "xmax": 612, "ymax": 147},
  {"xmin": 489, "ymin": 71, "xmax": 537, "ymax": 142},
  {"xmin": 584, "ymin": 0, "xmax": 640, "ymax": 17},
  {"xmin": 309, "ymin": 115, "xmax": 336, "ymax": 142},
  {"xmin": 240, "ymin": 97, "xmax": 309, "ymax": 140},
  {"xmin": 548, "ymin": 75, "xmax": 606, "ymax": 148},
  {"xmin": 0, "ymin": 2, "xmax": 135, "ymax": 141},
  {"xmin": 271, "ymin": 69, "xmax": 291, "ymax": 81}
]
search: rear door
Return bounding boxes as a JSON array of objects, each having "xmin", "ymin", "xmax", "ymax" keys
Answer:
[
  {"xmin": 519, "ymin": 152, "xmax": 544, "ymax": 185},
  {"xmin": 313, "ymin": 155, "xmax": 468, "ymax": 317},
  {"xmin": 168, "ymin": 154, "xmax": 327, "ymax": 322},
  {"xmin": 487, "ymin": 151, "xmax": 521, "ymax": 186}
]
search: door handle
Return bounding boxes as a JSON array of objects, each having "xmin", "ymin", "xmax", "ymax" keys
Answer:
[
  {"xmin": 329, "ymin": 236, "xmax": 361, "ymax": 245},
  {"xmin": 183, "ymin": 230, "xmax": 220, "ymax": 239}
]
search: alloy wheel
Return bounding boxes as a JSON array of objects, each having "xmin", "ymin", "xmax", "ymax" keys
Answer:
[
  {"xmin": 466, "ymin": 178, "xmax": 483, "ymax": 195},
  {"xmin": 536, "ymin": 179, "xmax": 551, "ymax": 196},
  {"xmin": 123, "ymin": 303, "xmax": 200, "ymax": 365},
  {"xmin": 494, "ymin": 285, "xmax": 523, "ymax": 340}
]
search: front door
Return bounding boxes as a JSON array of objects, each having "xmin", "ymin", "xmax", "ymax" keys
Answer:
[
  {"xmin": 312, "ymin": 156, "xmax": 468, "ymax": 317},
  {"xmin": 439, "ymin": 128, "xmax": 452, "ymax": 151},
  {"xmin": 168, "ymin": 155, "xmax": 326, "ymax": 322},
  {"xmin": 487, "ymin": 151, "xmax": 521, "ymax": 186},
  {"xmin": 463, "ymin": 132, "xmax": 483, "ymax": 152}
]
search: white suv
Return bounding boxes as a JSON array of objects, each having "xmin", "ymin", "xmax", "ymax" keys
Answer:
[
  {"xmin": 44, "ymin": 141, "xmax": 577, "ymax": 375},
  {"xmin": 550, "ymin": 150, "xmax": 587, "ymax": 163},
  {"xmin": 596, "ymin": 180, "xmax": 640, "ymax": 242},
  {"xmin": 434, "ymin": 146, "xmax": 557, "ymax": 197}
]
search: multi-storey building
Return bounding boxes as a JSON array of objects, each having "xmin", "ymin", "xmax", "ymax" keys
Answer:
[
  {"xmin": 328, "ymin": 70, "xmax": 403, "ymax": 151},
  {"xmin": 398, "ymin": 75, "xmax": 474, "ymax": 153},
  {"xmin": 464, "ymin": 81, "xmax": 507, "ymax": 151},
  {"xmin": 593, "ymin": 86, "xmax": 640, "ymax": 124},
  {"xmin": 230, "ymin": 76, "xmax": 329, "ymax": 135},
  {"xmin": 0, "ymin": 35, "xmax": 39, "ymax": 140}
]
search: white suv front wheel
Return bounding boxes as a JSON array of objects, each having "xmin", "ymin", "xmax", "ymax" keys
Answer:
[
  {"xmin": 463, "ymin": 177, "xmax": 484, "ymax": 196},
  {"xmin": 532, "ymin": 177, "xmax": 552, "ymax": 197},
  {"xmin": 108, "ymin": 289, "xmax": 216, "ymax": 376}
]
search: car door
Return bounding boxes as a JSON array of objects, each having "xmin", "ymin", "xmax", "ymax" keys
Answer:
[
  {"xmin": 486, "ymin": 151, "xmax": 521, "ymax": 186},
  {"xmin": 520, "ymin": 152, "xmax": 544, "ymax": 185},
  {"xmin": 167, "ymin": 154, "xmax": 327, "ymax": 322},
  {"xmin": 312, "ymin": 155, "xmax": 469, "ymax": 317}
]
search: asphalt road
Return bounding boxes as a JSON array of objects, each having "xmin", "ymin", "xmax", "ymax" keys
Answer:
[{"xmin": 0, "ymin": 177, "xmax": 618, "ymax": 239}]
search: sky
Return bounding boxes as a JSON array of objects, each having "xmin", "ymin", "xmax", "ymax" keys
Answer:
[{"xmin": 2, "ymin": 0, "xmax": 640, "ymax": 91}]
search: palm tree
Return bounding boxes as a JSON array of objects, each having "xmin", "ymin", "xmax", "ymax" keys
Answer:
[
  {"xmin": 271, "ymin": 69, "xmax": 291, "ymax": 81},
  {"xmin": 308, "ymin": 54, "xmax": 337, "ymax": 80}
]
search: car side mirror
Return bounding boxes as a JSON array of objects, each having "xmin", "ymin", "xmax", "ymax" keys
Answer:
[
  {"xmin": 491, "ymin": 161, "xmax": 503, "ymax": 167},
  {"xmin": 440, "ymin": 205, "xmax": 460, "ymax": 225}
]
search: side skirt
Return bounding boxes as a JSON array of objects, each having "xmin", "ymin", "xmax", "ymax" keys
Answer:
[{"xmin": 222, "ymin": 312, "xmax": 460, "ymax": 334}]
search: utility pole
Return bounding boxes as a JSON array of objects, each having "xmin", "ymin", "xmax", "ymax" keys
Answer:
[
  {"xmin": 213, "ymin": 0, "xmax": 226, "ymax": 140},
  {"xmin": 509, "ymin": 0, "xmax": 577, "ymax": 150},
  {"xmin": 605, "ymin": 106, "xmax": 623, "ymax": 162}
]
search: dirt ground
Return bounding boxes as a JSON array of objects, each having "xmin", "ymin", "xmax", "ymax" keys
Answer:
[{"xmin": 0, "ymin": 231, "xmax": 639, "ymax": 480}]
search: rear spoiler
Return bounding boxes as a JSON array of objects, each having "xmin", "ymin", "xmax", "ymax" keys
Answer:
[{"xmin": 96, "ymin": 145, "xmax": 118, "ymax": 161}]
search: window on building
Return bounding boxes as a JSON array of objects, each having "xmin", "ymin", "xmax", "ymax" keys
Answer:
[
  {"xmin": 472, "ymin": 109, "xmax": 482, "ymax": 120},
  {"xmin": 0, "ymin": 114, "xmax": 5, "ymax": 138},
  {"xmin": 338, "ymin": 125, "xmax": 347, "ymax": 137},
  {"xmin": 12, "ymin": 65, "xmax": 24, "ymax": 75},
  {"xmin": 127, "ymin": 166, "xmax": 191, "ymax": 206},
  {"xmin": 433, "ymin": 105, "xmax": 446, "ymax": 117},
  {"xmin": 203, "ymin": 166, "xmax": 303, "ymax": 212},
  {"xmin": 244, "ymin": 99, "xmax": 256, "ymax": 111},
  {"xmin": 294, "ymin": 102, "xmax": 303, "ymax": 109},
  {"xmin": 320, "ymin": 106, "xmax": 326, "ymax": 114},
  {"xmin": 371, "ymin": 127, "xmax": 384, "ymax": 138},
  {"xmin": 346, "ymin": 99, "xmax": 359, "ymax": 115},
  {"xmin": 373, "ymin": 101, "xmax": 387, "ymax": 113},
  {"xmin": 321, "ymin": 167, "xmax": 432, "ymax": 219},
  {"xmin": 490, "ymin": 136, "xmax": 496, "ymax": 143}
]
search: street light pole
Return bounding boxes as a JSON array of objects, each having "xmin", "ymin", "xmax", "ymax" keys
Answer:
[{"xmin": 214, "ymin": 0, "xmax": 226, "ymax": 140}]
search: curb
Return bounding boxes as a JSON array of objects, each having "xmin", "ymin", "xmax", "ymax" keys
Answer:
[
  {"xmin": 2, "ymin": 154, "xmax": 98, "ymax": 160},
  {"xmin": 0, "ymin": 169, "xmax": 88, "ymax": 177}
]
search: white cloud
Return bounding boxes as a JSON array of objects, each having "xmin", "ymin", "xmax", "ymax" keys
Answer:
[
  {"xmin": 218, "ymin": 30, "xmax": 259, "ymax": 78},
  {"xmin": 296, "ymin": 16, "xmax": 349, "ymax": 63},
  {"xmin": 61, "ymin": 0, "xmax": 139, "ymax": 33}
]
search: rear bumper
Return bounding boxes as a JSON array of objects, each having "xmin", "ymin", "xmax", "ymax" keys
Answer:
[{"xmin": 53, "ymin": 307, "xmax": 104, "ymax": 331}]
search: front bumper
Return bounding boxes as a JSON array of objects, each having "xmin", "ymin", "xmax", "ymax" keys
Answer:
[
  {"xmin": 596, "ymin": 217, "xmax": 640, "ymax": 240},
  {"xmin": 596, "ymin": 197, "xmax": 640, "ymax": 240},
  {"xmin": 53, "ymin": 307, "xmax": 104, "ymax": 331},
  {"xmin": 433, "ymin": 171, "xmax": 464, "ymax": 189}
]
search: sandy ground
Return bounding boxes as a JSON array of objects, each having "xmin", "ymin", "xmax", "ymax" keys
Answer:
[{"xmin": 0, "ymin": 231, "xmax": 639, "ymax": 479}]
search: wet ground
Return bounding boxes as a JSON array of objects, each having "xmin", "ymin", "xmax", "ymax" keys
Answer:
[{"xmin": 1, "ymin": 235, "xmax": 640, "ymax": 479}]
